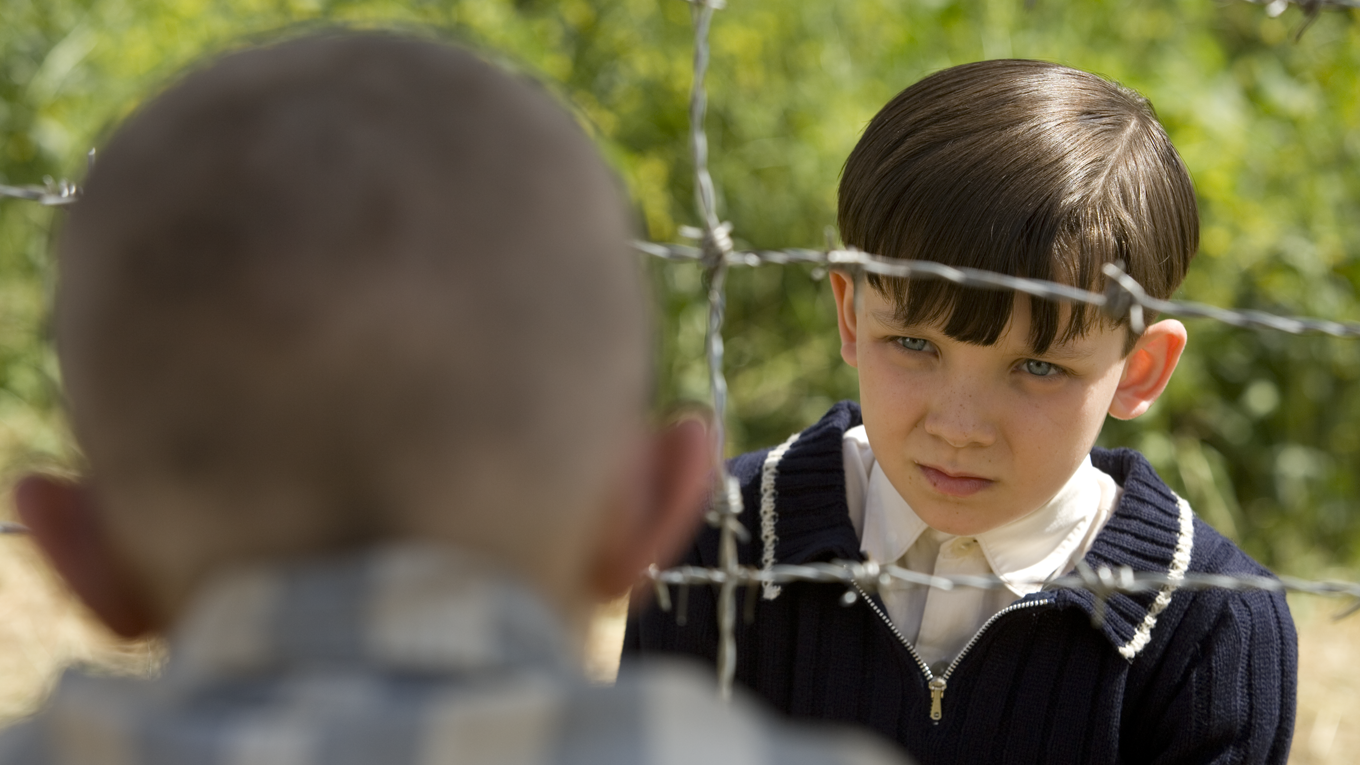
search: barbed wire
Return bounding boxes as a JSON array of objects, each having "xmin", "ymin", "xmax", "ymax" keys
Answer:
[
  {"xmin": 1244, "ymin": 0, "xmax": 1360, "ymax": 22},
  {"xmin": 0, "ymin": 150, "xmax": 94, "ymax": 206},
  {"xmin": 652, "ymin": 0, "xmax": 1360, "ymax": 699},
  {"xmin": 0, "ymin": 180, "xmax": 79, "ymax": 207},
  {"xmin": 636, "ymin": 244, "xmax": 1360, "ymax": 338},
  {"xmin": 649, "ymin": 561, "xmax": 1360, "ymax": 625},
  {"xmin": 680, "ymin": 0, "xmax": 746, "ymax": 702},
  {"xmin": 1231, "ymin": 0, "xmax": 1358, "ymax": 11},
  {"xmin": 1244, "ymin": 0, "xmax": 1360, "ymax": 39},
  {"xmin": 3, "ymin": 0, "xmax": 1360, "ymax": 702}
]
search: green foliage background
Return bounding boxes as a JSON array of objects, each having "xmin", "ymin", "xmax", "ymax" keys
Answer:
[{"xmin": 2, "ymin": 0, "xmax": 1358, "ymax": 573}]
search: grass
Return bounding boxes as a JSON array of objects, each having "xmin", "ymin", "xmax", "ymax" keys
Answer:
[{"xmin": 1286, "ymin": 594, "xmax": 1360, "ymax": 765}]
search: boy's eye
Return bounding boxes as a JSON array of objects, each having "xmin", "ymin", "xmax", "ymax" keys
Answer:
[
  {"xmin": 1022, "ymin": 359, "xmax": 1061, "ymax": 377},
  {"xmin": 894, "ymin": 336, "xmax": 932, "ymax": 352}
]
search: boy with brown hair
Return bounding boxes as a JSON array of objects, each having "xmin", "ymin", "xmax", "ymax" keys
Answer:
[
  {"xmin": 0, "ymin": 31, "xmax": 911, "ymax": 765},
  {"xmin": 627, "ymin": 59, "xmax": 1296, "ymax": 764}
]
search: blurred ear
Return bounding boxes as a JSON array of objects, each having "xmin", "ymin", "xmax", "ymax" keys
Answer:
[
  {"xmin": 14, "ymin": 475, "xmax": 159, "ymax": 638},
  {"xmin": 829, "ymin": 270, "xmax": 860, "ymax": 368},
  {"xmin": 1109, "ymin": 319, "xmax": 1187, "ymax": 420},
  {"xmin": 586, "ymin": 418, "xmax": 713, "ymax": 601}
]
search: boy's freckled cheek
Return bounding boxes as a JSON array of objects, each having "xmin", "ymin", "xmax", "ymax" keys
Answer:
[
  {"xmin": 864, "ymin": 361, "xmax": 919, "ymax": 402},
  {"xmin": 1036, "ymin": 406, "xmax": 1075, "ymax": 431}
]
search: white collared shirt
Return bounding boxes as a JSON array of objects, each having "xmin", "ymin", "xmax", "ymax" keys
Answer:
[{"xmin": 842, "ymin": 425, "xmax": 1120, "ymax": 671}]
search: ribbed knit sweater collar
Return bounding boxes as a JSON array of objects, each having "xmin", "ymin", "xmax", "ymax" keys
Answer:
[{"xmin": 760, "ymin": 401, "xmax": 1195, "ymax": 659}]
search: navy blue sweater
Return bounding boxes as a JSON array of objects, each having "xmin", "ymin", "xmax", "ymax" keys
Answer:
[{"xmin": 625, "ymin": 402, "xmax": 1296, "ymax": 764}]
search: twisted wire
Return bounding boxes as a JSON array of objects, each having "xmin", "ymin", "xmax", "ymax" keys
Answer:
[
  {"xmin": 0, "ymin": 182, "xmax": 79, "ymax": 206},
  {"xmin": 637, "ymin": 244, "xmax": 1360, "ymax": 338}
]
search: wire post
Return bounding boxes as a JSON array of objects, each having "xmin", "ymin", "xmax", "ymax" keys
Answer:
[{"xmin": 683, "ymin": 0, "xmax": 744, "ymax": 701}]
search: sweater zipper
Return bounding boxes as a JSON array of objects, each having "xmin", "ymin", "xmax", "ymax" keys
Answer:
[{"xmin": 851, "ymin": 582, "xmax": 1048, "ymax": 723}]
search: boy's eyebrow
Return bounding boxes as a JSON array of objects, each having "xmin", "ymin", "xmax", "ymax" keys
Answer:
[
  {"xmin": 871, "ymin": 307, "xmax": 915, "ymax": 331},
  {"xmin": 1029, "ymin": 343, "xmax": 1096, "ymax": 361},
  {"xmin": 870, "ymin": 307, "xmax": 1101, "ymax": 361}
]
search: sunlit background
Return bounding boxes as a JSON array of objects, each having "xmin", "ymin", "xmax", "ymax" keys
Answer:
[{"xmin": 2, "ymin": 1, "xmax": 1359, "ymax": 762}]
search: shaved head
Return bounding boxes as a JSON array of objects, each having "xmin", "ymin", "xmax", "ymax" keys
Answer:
[{"xmin": 56, "ymin": 32, "xmax": 648, "ymax": 618}]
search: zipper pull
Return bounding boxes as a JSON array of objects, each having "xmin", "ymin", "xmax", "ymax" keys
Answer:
[{"xmin": 928, "ymin": 677, "xmax": 947, "ymax": 722}]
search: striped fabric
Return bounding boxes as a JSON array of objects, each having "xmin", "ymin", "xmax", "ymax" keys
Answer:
[{"xmin": 0, "ymin": 543, "xmax": 908, "ymax": 765}]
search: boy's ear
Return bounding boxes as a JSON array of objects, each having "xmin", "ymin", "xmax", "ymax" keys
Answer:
[
  {"xmin": 586, "ymin": 418, "xmax": 713, "ymax": 602},
  {"xmin": 14, "ymin": 475, "xmax": 160, "ymax": 638},
  {"xmin": 1109, "ymin": 319, "xmax": 1187, "ymax": 420},
  {"xmin": 829, "ymin": 270, "xmax": 860, "ymax": 368}
]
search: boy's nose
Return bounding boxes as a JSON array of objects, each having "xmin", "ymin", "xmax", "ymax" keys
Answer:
[{"xmin": 922, "ymin": 392, "xmax": 996, "ymax": 449}]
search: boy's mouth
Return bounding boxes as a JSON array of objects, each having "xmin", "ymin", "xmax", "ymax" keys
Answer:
[{"xmin": 917, "ymin": 463, "xmax": 994, "ymax": 497}]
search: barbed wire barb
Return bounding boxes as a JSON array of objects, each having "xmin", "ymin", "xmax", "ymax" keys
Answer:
[{"xmin": 0, "ymin": 181, "xmax": 79, "ymax": 206}]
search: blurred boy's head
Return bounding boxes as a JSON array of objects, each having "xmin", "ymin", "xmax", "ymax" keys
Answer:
[
  {"xmin": 19, "ymin": 32, "xmax": 710, "ymax": 637},
  {"xmin": 830, "ymin": 60, "xmax": 1196, "ymax": 534}
]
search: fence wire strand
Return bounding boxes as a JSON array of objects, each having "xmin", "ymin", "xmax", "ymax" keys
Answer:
[
  {"xmin": 0, "ymin": 181, "xmax": 79, "ymax": 207},
  {"xmin": 683, "ymin": 0, "xmax": 744, "ymax": 701},
  {"xmin": 637, "ymin": 243, "xmax": 1360, "ymax": 339},
  {"xmin": 3, "ymin": 0, "xmax": 1360, "ymax": 702}
]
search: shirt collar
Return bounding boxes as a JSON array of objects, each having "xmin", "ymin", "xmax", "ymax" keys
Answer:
[
  {"xmin": 975, "ymin": 456, "xmax": 1107, "ymax": 596},
  {"xmin": 165, "ymin": 543, "xmax": 574, "ymax": 688},
  {"xmin": 855, "ymin": 428, "xmax": 1107, "ymax": 597},
  {"xmin": 859, "ymin": 460, "xmax": 927, "ymax": 566}
]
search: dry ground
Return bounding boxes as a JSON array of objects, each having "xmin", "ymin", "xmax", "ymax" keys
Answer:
[
  {"xmin": 0, "ymin": 533, "xmax": 162, "ymax": 724},
  {"xmin": 2, "ymin": 536, "xmax": 1355, "ymax": 763}
]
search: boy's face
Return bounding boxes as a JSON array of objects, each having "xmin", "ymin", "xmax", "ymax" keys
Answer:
[{"xmin": 834, "ymin": 277, "xmax": 1155, "ymax": 536}]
